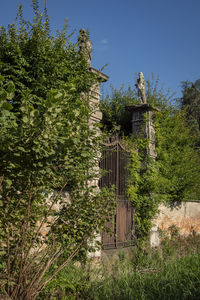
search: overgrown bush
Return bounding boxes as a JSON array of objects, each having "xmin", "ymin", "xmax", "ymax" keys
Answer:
[{"xmin": 0, "ymin": 1, "xmax": 115, "ymax": 299}]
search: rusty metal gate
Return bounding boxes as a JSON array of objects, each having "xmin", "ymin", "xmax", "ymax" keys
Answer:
[{"xmin": 99, "ymin": 135, "xmax": 135, "ymax": 249}]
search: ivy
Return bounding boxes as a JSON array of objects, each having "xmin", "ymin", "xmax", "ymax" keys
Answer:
[{"xmin": 125, "ymin": 138, "xmax": 160, "ymax": 246}]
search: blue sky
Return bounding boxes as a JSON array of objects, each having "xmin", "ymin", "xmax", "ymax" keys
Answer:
[{"xmin": 1, "ymin": 0, "xmax": 200, "ymax": 99}]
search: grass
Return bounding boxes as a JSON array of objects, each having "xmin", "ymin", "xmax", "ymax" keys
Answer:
[
  {"xmin": 39, "ymin": 234, "xmax": 200, "ymax": 300},
  {"xmin": 89, "ymin": 252, "xmax": 200, "ymax": 300}
]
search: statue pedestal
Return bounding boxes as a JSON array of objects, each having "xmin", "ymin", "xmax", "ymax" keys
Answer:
[{"xmin": 126, "ymin": 104, "xmax": 159, "ymax": 158}]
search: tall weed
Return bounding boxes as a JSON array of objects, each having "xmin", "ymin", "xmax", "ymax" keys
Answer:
[{"xmin": 40, "ymin": 235, "xmax": 200, "ymax": 300}]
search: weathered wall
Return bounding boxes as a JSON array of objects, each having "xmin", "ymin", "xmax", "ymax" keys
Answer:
[{"xmin": 150, "ymin": 201, "xmax": 200, "ymax": 247}]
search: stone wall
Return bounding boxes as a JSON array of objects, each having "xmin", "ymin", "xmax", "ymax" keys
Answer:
[{"xmin": 150, "ymin": 201, "xmax": 200, "ymax": 247}]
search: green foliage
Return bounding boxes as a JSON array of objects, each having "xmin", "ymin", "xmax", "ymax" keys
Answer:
[
  {"xmin": 180, "ymin": 80, "xmax": 200, "ymax": 134},
  {"xmin": 127, "ymin": 107, "xmax": 200, "ymax": 243},
  {"xmin": 0, "ymin": 2, "xmax": 92, "ymax": 107},
  {"xmin": 126, "ymin": 138, "xmax": 161, "ymax": 245},
  {"xmin": 40, "ymin": 262, "xmax": 93, "ymax": 299},
  {"xmin": 145, "ymin": 74, "xmax": 174, "ymax": 109},
  {"xmin": 100, "ymin": 85, "xmax": 139, "ymax": 135},
  {"xmin": 100, "ymin": 75, "xmax": 173, "ymax": 136},
  {"xmin": 41, "ymin": 235, "xmax": 200, "ymax": 299},
  {"xmin": 0, "ymin": 2, "xmax": 115, "ymax": 299},
  {"xmin": 154, "ymin": 107, "xmax": 200, "ymax": 201}
]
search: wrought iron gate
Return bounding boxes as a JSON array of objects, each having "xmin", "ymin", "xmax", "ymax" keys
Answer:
[{"xmin": 99, "ymin": 135, "xmax": 135, "ymax": 249}]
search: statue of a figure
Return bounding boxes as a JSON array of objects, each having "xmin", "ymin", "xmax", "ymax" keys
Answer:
[
  {"xmin": 135, "ymin": 72, "xmax": 146, "ymax": 104},
  {"xmin": 78, "ymin": 29, "xmax": 92, "ymax": 66}
]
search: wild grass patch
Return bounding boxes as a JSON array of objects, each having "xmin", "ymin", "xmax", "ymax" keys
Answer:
[{"xmin": 40, "ymin": 234, "xmax": 200, "ymax": 299}]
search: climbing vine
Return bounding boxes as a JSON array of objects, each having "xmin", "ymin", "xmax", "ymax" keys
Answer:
[{"xmin": 124, "ymin": 138, "xmax": 160, "ymax": 245}]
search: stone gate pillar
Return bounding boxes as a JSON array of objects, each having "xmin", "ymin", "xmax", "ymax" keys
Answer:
[
  {"xmin": 126, "ymin": 103, "xmax": 158, "ymax": 158},
  {"xmin": 78, "ymin": 29, "xmax": 108, "ymax": 257}
]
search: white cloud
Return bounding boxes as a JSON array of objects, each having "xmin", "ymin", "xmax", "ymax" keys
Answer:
[
  {"xmin": 95, "ymin": 39, "xmax": 108, "ymax": 52},
  {"xmin": 100, "ymin": 39, "xmax": 108, "ymax": 45}
]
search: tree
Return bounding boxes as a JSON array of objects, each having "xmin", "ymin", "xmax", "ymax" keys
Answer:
[
  {"xmin": 155, "ymin": 107, "xmax": 200, "ymax": 202},
  {"xmin": 180, "ymin": 80, "xmax": 200, "ymax": 135},
  {"xmin": 100, "ymin": 75, "xmax": 173, "ymax": 136},
  {"xmin": 0, "ymin": 2, "xmax": 115, "ymax": 299},
  {"xmin": 100, "ymin": 84, "xmax": 139, "ymax": 135}
]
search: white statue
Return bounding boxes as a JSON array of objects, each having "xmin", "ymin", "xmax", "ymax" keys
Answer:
[{"xmin": 135, "ymin": 72, "xmax": 146, "ymax": 104}]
